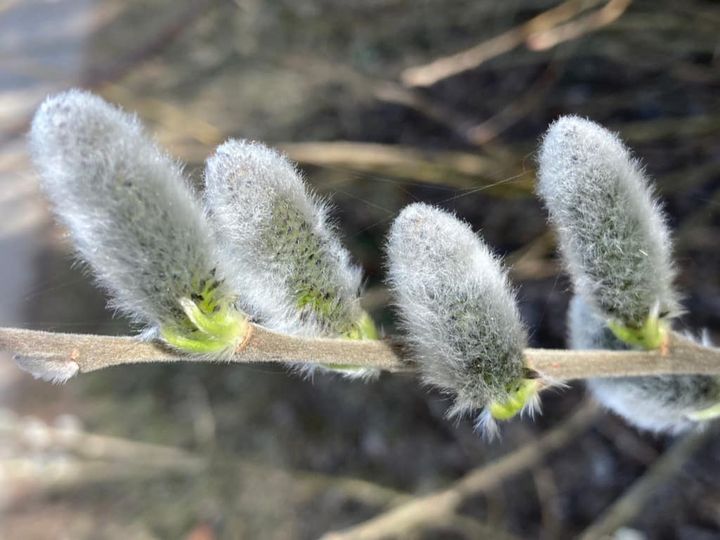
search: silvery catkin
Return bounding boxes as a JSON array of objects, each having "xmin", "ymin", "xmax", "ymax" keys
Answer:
[
  {"xmin": 203, "ymin": 139, "xmax": 377, "ymax": 378},
  {"xmin": 29, "ymin": 90, "xmax": 245, "ymax": 360},
  {"xmin": 386, "ymin": 203, "xmax": 537, "ymax": 436},
  {"xmin": 537, "ymin": 116, "xmax": 678, "ymax": 347}
]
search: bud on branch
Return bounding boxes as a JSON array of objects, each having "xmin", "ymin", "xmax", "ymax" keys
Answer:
[{"xmin": 18, "ymin": 91, "xmax": 720, "ymax": 436}]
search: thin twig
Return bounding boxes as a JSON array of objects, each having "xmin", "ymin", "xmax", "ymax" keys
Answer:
[
  {"xmin": 162, "ymin": 136, "xmax": 534, "ymax": 195},
  {"xmin": 0, "ymin": 412, "xmax": 413, "ymax": 509},
  {"xmin": 2, "ymin": 327, "xmax": 720, "ymax": 381},
  {"xmin": 400, "ymin": 0, "xmax": 605, "ymax": 87},
  {"xmin": 579, "ymin": 428, "xmax": 712, "ymax": 540},
  {"xmin": 594, "ymin": 419, "xmax": 660, "ymax": 466},
  {"xmin": 320, "ymin": 402, "xmax": 599, "ymax": 540},
  {"xmin": 462, "ymin": 65, "xmax": 563, "ymax": 146},
  {"xmin": 532, "ymin": 465, "xmax": 563, "ymax": 540},
  {"xmin": 280, "ymin": 55, "xmax": 527, "ymax": 149},
  {"xmin": 527, "ymin": 0, "xmax": 633, "ymax": 51},
  {"xmin": 1, "ymin": 458, "xmax": 202, "ymax": 493},
  {"xmin": 433, "ymin": 516, "xmax": 525, "ymax": 540},
  {"xmin": 0, "ymin": 415, "xmax": 202, "ymax": 466}
]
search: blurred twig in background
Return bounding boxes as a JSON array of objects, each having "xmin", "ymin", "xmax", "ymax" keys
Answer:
[
  {"xmin": 322, "ymin": 402, "xmax": 599, "ymax": 540},
  {"xmin": 579, "ymin": 428, "xmax": 713, "ymax": 539},
  {"xmin": 401, "ymin": 0, "xmax": 615, "ymax": 87}
]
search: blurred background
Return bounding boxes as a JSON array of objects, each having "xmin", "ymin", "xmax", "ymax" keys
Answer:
[{"xmin": 1, "ymin": 0, "xmax": 719, "ymax": 538}]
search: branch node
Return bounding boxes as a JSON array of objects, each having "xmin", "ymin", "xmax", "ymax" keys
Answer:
[{"xmin": 235, "ymin": 318, "xmax": 253, "ymax": 354}]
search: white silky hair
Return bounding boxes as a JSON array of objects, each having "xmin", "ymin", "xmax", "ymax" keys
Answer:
[
  {"xmin": 29, "ymin": 90, "xmax": 236, "ymax": 337},
  {"xmin": 14, "ymin": 355, "xmax": 80, "ymax": 384},
  {"xmin": 386, "ymin": 203, "xmax": 528, "ymax": 429},
  {"xmin": 537, "ymin": 116, "xmax": 678, "ymax": 327},
  {"xmin": 568, "ymin": 295, "xmax": 720, "ymax": 434},
  {"xmin": 204, "ymin": 139, "xmax": 377, "ymax": 379}
]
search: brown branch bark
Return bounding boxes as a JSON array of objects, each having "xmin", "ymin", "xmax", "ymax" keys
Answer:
[{"xmin": 1, "ymin": 326, "xmax": 720, "ymax": 382}]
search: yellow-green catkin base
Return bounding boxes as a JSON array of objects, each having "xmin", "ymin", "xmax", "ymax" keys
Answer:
[
  {"xmin": 607, "ymin": 310, "xmax": 720, "ymax": 426},
  {"xmin": 161, "ymin": 278, "xmax": 246, "ymax": 355},
  {"xmin": 608, "ymin": 314, "xmax": 667, "ymax": 350},
  {"xmin": 489, "ymin": 378, "xmax": 540, "ymax": 421}
]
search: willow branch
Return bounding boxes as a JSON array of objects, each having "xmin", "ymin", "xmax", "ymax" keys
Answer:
[{"xmin": 2, "ymin": 326, "xmax": 720, "ymax": 382}]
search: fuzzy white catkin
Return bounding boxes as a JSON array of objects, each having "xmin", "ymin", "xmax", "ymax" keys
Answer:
[
  {"xmin": 204, "ymin": 139, "xmax": 363, "ymax": 335},
  {"xmin": 386, "ymin": 203, "xmax": 530, "ymax": 431},
  {"xmin": 29, "ymin": 90, "xmax": 239, "ymax": 347},
  {"xmin": 537, "ymin": 116, "xmax": 678, "ymax": 328},
  {"xmin": 204, "ymin": 139, "xmax": 375, "ymax": 378},
  {"xmin": 569, "ymin": 295, "xmax": 720, "ymax": 434}
]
